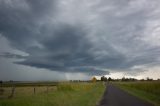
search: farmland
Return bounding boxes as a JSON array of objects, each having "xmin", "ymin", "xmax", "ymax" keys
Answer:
[
  {"xmin": 115, "ymin": 81, "xmax": 160, "ymax": 106},
  {"xmin": 0, "ymin": 80, "xmax": 160, "ymax": 106},
  {"xmin": 0, "ymin": 82, "xmax": 105, "ymax": 106}
]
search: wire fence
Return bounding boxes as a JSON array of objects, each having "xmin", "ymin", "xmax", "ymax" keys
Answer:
[{"xmin": 0, "ymin": 82, "xmax": 57, "ymax": 99}]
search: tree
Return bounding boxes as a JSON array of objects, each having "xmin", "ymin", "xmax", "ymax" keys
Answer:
[
  {"xmin": 108, "ymin": 77, "xmax": 112, "ymax": 81},
  {"xmin": 101, "ymin": 76, "xmax": 107, "ymax": 82},
  {"xmin": 122, "ymin": 77, "xmax": 125, "ymax": 81},
  {"xmin": 146, "ymin": 77, "xmax": 153, "ymax": 81},
  {"xmin": 92, "ymin": 77, "xmax": 97, "ymax": 83}
]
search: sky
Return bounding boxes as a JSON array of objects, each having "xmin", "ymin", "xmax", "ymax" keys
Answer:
[{"xmin": 0, "ymin": 0, "xmax": 160, "ymax": 81}]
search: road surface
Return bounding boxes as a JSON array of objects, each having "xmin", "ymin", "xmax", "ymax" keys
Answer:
[{"xmin": 99, "ymin": 84, "xmax": 153, "ymax": 106}]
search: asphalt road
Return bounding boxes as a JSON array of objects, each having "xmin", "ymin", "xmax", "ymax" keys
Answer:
[{"xmin": 99, "ymin": 84, "xmax": 153, "ymax": 106}]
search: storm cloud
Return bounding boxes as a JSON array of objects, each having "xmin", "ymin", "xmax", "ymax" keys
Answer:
[{"xmin": 0, "ymin": 0, "xmax": 160, "ymax": 79}]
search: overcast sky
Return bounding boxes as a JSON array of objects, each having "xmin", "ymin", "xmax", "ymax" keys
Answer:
[{"xmin": 0, "ymin": 0, "xmax": 160, "ymax": 81}]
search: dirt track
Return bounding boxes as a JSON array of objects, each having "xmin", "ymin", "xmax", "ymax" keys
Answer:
[{"xmin": 99, "ymin": 84, "xmax": 153, "ymax": 106}]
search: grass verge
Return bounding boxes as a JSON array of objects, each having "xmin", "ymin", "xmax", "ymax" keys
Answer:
[
  {"xmin": 0, "ymin": 82, "xmax": 105, "ymax": 106},
  {"xmin": 115, "ymin": 82, "xmax": 160, "ymax": 106}
]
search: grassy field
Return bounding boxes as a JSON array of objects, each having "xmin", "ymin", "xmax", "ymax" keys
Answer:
[
  {"xmin": 115, "ymin": 81, "xmax": 160, "ymax": 106},
  {"xmin": 0, "ymin": 82, "xmax": 105, "ymax": 106}
]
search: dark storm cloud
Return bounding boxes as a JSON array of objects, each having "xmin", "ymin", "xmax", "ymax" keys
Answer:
[
  {"xmin": 13, "ymin": 24, "xmax": 109, "ymax": 75},
  {"xmin": 0, "ymin": 0, "xmax": 160, "ymax": 76},
  {"xmin": 0, "ymin": 52, "xmax": 26, "ymax": 59},
  {"xmin": 0, "ymin": 0, "xmax": 56, "ymax": 50},
  {"xmin": 70, "ymin": 67, "xmax": 109, "ymax": 76}
]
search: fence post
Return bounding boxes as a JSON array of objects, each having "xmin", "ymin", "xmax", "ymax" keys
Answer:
[
  {"xmin": 0, "ymin": 81, "xmax": 4, "ymax": 95},
  {"xmin": 47, "ymin": 85, "xmax": 48, "ymax": 94},
  {"xmin": 0, "ymin": 81, "xmax": 2, "ymax": 88},
  {"xmin": 8, "ymin": 86, "xmax": 15, "ymax": 98},
  {"xmin": 34, "ymin": 87, "xmax": 36, "ymax": 94}
]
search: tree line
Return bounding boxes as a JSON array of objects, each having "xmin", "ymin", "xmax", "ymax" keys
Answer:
[{"xmin": 100, "ymin": 76, "xmax": 157, "ymax": 82}]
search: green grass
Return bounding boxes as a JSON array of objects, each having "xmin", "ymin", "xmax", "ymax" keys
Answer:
[
  {"xmin": 115, "ymin": 81, "xmax": 160, "ymax": 106},
  {"xmin": 0, "ymin": 82, "xmax": 105, "ymax": 106}
]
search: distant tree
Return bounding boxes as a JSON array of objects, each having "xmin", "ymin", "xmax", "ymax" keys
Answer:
[
  {"xmin": 129, "ymin": 78, "xmax": 136, "ymax": 81},
  {"xmin": 92, "ymin": 77, "xmax": 97, "ymax": 83},
  {"xmin": 122, "ymin": 77, "xmax": 137, "ymax": 81},
  {"xmin": 108, "ymin": 77, "xmax": 112, "ymax": 81},
  {"xmin": 101, "ymin": 76, "xmax": 104, "ymax": 81},
  {"xmin": 122, "ymin": 77, "xmax": 129, "ymax": 81},
  {"xmin": 122, "ymin": 77, "xmax": 126, "ymax": 81},
  {"xmin": 140, "ymin": 79, "xmax": 145, "ymax": 81},
  {"xmin": 101, "ymin": 76, "xmax": 107, "ymax": 82},
  {"xmin": 146, "ymin": 77, "xmax": 153, "ymax": 81},
  {"xmin": 9, "ymin": 80, "xmax": 13, "ymax": 83}
]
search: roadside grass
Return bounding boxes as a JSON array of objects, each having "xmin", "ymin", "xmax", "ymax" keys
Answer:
[
  {"xmin": 115, "ymin": 81, "xmax": 160, "ymax": 106},
  {"xmin": 0, "ymin": 86, "xmax": 57, "ymax": 98},
  {"xmin": 0, "ymin": 82, "xmax": 105, "ymax": 106}
]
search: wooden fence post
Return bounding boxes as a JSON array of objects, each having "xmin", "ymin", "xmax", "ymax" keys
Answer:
[
  {"xmin": 0, "ymin": 81, "xmax": 2, "ymax": 88},
  {"xmin": 0, "ymin": 81, "xmax": 3, "ymax": 95},
  {"xmin": 8, "ymin": 86, "xmax": 15, "ymax": 98},
  {"xmin": 47, "ymin": 86, "xmax": 48, "ymax": 94},
  {"xmin": 34, "ymin": 87, "xmax": 36, "ymax": 94}
]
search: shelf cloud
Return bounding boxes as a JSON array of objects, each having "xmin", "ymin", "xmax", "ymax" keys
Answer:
[{"xmin": 0, "ymin": 0, "xmax": 160, "ymax": 80}]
